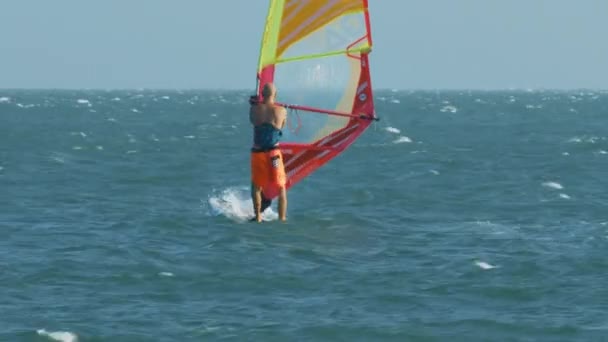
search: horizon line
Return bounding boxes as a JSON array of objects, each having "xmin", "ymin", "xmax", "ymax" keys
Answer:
[{"xmin": 1, "ymin": 87, "xmax": 607, "ymax": 92}]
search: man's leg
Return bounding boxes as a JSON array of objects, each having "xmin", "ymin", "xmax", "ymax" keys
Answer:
[
  {"xmin": 278, "ymin": 186, "xmax": 287, "ymax": 221},
  {"xmin": 250, "ymin": 151, "xmax": 265, "ymax": 223},
  {"xmin": 252, "ymin": 183, "xmax": 263, "ymax": 222},
  {"xmin": 270, "ymin": 150, "xmax": 287, "ymax": 222},
  {"xmin": 260, "ymin": 194, "xmax": 272, "ymax": 213}
]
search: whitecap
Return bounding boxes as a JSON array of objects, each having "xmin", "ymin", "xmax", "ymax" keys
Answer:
[
  {"xmin": 49, "ymin": 152, "xmax": 67, "ymax": 164},
  {"xmin": 440, "ymin": 105, "xmax": 458, "ymax": 113},
  {"xmin": 76, "ymin": 99, "xmax": 91, "ymax": 107},
  {"xmin": 184, "ymin": 135, "xmax": 196, "ymax": 139},
  {"xmin": 200, "ymin": 326, "xmax": 222, "ymax": 333},
  {"xmin": 107, "ymin": 118, "xmax": 117, "ymax": 122},
  {"xmin": 429, "ymin": 169, "xmax": 440, "ymax": 175},
  {"xmin": 559, "ymin": 193, "xmax": 571, "ymax": 199},
  {"xmin": 161, "ymin": 96, "xmax": 170, "ymax": 100},
  {"xmin": 474, "ymin": 261, "xmax": 497, "ymax": 270},
  {"xmin": 96, "ymin": 146, "xmax": 104, "ymax": 150},
  {"xmin": 37, "ymin": 329, "xmax": 78, "ymax": 342},
  {"xmin": 393, "ymin": 136, "xmax": 412, "ymax": 144},
  {"xmin": 542, "ymin": 181, "xmax": 563, "ymax": 190},
  {"xmin": 159, "ymin": 272, "xmax": 174, "ymax": 277},
  {"xmin": 385, "ymin": 127, "xmax": 400, "ymax": 134},
  {"xmin": 0, "ymin": 96, "xmax": 10, "ymax": 103},
  {"xmin": 390, "ymin": 99, "xmax": 400, "ymax": 104},
  {"xmin": 131, "ymin": 108, "xmax": 140, "ymax": 113},
  {"xmin": 568, "ymin": 136, "xmax": 600, "ymax": 144}
]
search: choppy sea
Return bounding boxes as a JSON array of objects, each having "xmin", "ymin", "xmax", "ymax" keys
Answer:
[{"xmin": 2, "ymin": 89, "xmax": 608, "ymax": 341}]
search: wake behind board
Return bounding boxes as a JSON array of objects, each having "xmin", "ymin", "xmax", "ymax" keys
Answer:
[{"xmin": 208, "ymin": 189, "xmax": 277, "ymax": 223}]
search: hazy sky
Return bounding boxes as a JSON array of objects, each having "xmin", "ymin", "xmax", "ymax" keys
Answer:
[{"xmin": 1, "ymin": 0, "xmax": 606, "ymax": 90}]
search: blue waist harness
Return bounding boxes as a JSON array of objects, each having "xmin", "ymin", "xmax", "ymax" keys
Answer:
[{"xmin": 252, "ymin": 123, "xmax": 282, "ymax": 152}]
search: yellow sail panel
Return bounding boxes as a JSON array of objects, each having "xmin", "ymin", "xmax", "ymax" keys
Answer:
[
  {"xmin": 277, "ymin": 0, "xmax": 365, "ymax": 59},
  {"xmin": 257, "ymin": 0, "xmax": 287, "ymax": 72}
]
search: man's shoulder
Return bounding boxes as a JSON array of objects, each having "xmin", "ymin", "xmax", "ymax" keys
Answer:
[{"xmin": 274, "ymin": 104, "xmax": 287, "ymax": 113}]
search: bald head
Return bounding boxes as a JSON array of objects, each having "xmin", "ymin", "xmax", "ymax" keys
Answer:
[{"xmin": 262, "ymin": 83, "xmax": 276, "ymax": 99}]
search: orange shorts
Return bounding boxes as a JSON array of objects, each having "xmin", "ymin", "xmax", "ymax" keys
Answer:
[{"xmin": 251, "ymin": 148, "xmax": 286, "ymax": 189}]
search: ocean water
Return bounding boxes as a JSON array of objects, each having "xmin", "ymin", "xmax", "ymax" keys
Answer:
[{"xmin": 1, "ymin": 89, "xmax": 608, "ymax": 341}]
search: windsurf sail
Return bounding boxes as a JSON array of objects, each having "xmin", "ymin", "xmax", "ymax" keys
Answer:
[{"xmin": 255, "ymin": 0, "xmax": 377, "ymax": 200}]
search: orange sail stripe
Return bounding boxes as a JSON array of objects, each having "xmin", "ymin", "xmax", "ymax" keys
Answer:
[{"xmin": 277, "ymin": 0, "xmax": 364, "ymax": 58}]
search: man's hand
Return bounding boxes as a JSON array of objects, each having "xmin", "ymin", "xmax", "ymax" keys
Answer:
[{"xmin": 249, "ymin": 95, "xmax": 260, "ymax": 105}]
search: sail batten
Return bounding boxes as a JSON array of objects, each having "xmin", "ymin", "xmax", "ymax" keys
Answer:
[{"xmin": 275, "ymin": 45, "xmax": 370, "ymax": 65}]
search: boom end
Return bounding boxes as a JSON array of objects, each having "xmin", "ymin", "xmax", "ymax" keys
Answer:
[{"xmin": 359, "ymin": 114, "xmax": 380, "ymax": 121}]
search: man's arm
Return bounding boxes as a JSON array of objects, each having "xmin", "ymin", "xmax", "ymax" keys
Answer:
[
  {"xmin": 249, "ymin": 105, "xmax": 256, "ymax": 125},
  {"xmin": 249, "ymin": 95, "xmax": 259, "ymax": 125},
  {"xmin": 280, "ymin": 107, "xmax": 287, "ymax": 129}
]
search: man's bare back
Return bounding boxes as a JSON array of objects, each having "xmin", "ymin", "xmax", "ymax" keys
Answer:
[{"xmin": 250, "ymin": 103, "xmax": 286, "ymax": 131}]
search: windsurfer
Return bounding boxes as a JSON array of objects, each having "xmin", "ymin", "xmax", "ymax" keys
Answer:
[{"xmin": 249, "ymin": 83, "xmax": 288, "ymax": 222}]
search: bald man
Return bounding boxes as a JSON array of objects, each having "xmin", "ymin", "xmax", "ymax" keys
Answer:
[{"xmin": 249, "ymin": 83, "xmax": 288, "ymax": 222}]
